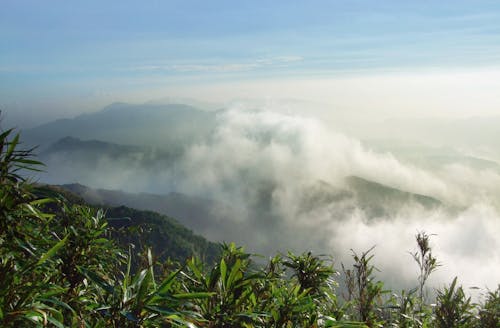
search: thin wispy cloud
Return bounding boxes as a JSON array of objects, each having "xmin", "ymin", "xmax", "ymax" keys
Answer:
[
  {"xmin": 3, "ymin": 1, "xmax": 500, "ymax": 113},
  {"xmin": 126, "ymin": 56, "xmax": 304, "ymax": 73}
]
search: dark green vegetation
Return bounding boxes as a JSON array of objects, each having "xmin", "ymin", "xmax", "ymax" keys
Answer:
[
  {"xmin": 36, "ymin": 185, "xmax": 220, "ymax": 266},
  {"xmin": 56, "ymin": 183, "xmax": 218, "ymax": 235},
  {"xmin": 1, "ymin": 128, "xmax": 499, "ymax": 327},
  {"xmin": 105, "ymin": 206, "xmax": 220, "ymax": 266}
]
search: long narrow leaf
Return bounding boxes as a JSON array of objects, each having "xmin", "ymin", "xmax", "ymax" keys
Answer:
[
  {"xmin": 37, "ymin": 297, "xmax": 75, "ymax": 314},
  {"xmin": 37, "ymin": 235, "xmax": 68, "ymax": 266},
  {"xmin": 173, "ymin": 292, "xmax": 215, "ymax": 300},
  {"xmin": 156, "ymin": 268, "xmax": 183, "ymax": 296},
  {"xmin": 147, "ymin": 248, "xmax": 156, "ymax": 289},
  {"xmin": 0, "ymin": 128, "xmax": 14, "ymax": 141},
  {"xmin": 79, "ymin": 267, "xmax": 115, "ymax": 294},
  {"xmin": 134, "ymin": 269, "xmax": 151, "ymax": 312},
  {"xmin": 5, "ymin": 133, "xmax": 19, "ymax": 159},
  {"xmin": 226, "ymin": 259, "xmax": 242, "ymax": 290},
  {"xmin": 220, "ymin": 258, "xmax": 227, "ymax": 290}
]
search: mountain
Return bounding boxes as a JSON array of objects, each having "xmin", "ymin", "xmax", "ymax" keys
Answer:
[
  {"xmin": 36, "ymin": 135, "xmax": 182, "ymax": 188},
  {"xmin": 23, "ymin": 103, "xmax": 217, "ymax": 150},
  {"xmin": 40, "ymin": 136, "xmax": 147, "ymax": 163},
  {"xmin": 36, "ymin": 184, "xmax": 221, "ymax": 265},
  {"xmin": 58, "ymin": 175, "xmax": 444, "ymax": 246},
  {"xmin": 43, "ymin": 136, "xmax": 142, "ymax": 154},
  {"xmin": 60, "ymin": 183, "xmax": 221, "ymax": 234},
  {"xmin": 39, "ymin": 136, "xmax": 179, "ymax": 168},
  {"xmin": 40, "ymin": 136, "xmax": 443, "ymax": 220},
  {"xmin": 345, "ymin": 176, "xmax": 442, "ymax": 218},
  {"xmin": 297, "ymin": 177, "xmax": 443, "ymax": 220},
  {"xmin": 105, "ymin": 206, "xmax": 220, "ymax": 265}
]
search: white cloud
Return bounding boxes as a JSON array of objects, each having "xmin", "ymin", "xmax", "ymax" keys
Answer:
[{"xmin": 173, "ymin": 108, "xmax": 500, "ymax": 292}]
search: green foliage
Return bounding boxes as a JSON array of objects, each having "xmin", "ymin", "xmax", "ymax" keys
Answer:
[
  {"xmin": 182, "ymin": 242, "xmax": 266, "ymax": 327},
  {"xmin": 283, "ymin": 251, "xmax": 335, "ymax": 297},
  {"xmin": 384, "ymin": 231, "xmax": 440, "ymax": 327},
  {"xmin": 106, "ymin": 205, "xmax": 220, "ymax": 266},
  {"xmin": 477, "ymin": 285, "xmax": 500, "ymax": 327},
  {"xmin": 1, "ymin": 124, "xmax": 499, "ymax": 327},
  {"xmin": 78, "ymin": 247, "xmax": 212, "ymax": 327},
  {"xmin": 411, "ymin": 231, "xmax": 440, "ymax": 307},
  {"xmin": 342, "ymin": 247, "xmax": 387, "ymax": 326},
  {"xmin": 434, "ymin": 277, "xmax": 475, "ymax": 328}
]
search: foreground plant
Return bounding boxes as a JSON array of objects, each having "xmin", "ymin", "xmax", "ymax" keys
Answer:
[
  {"xmin": 434, "ymin": 277, "xmax": 475, "ymax": 328},
  {"xmin": 411, "ymin": 231, "xmax": 440, "ymax": 308},
  {"xmin": 181, "ymin": 242, "xmax": 264, "ymax": 327},
  {"xmin": 342, "ymin": 247, "xmax": 387, "ymax": 326},
  {"xmin": 477, "ymin": 285, "xmax": 500, "ymax": 327}
]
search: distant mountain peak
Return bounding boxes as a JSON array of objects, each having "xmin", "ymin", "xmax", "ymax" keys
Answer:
[
  {"xmin": 345, "ymin": 175, "xmax": 442, "ymax": 216},
  {"xmin": 98, "ymin": 102, "xmax": 199, "ymax": 114},
  {"xmin": 23, "ymin": 102, "xmax": 216, "ymax": 149},
  {"xmin": 41, "ymin": 136, "xmax": 142, "ymax": 156}
]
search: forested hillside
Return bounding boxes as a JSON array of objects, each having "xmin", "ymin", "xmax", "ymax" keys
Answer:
[{"xmin": 36, "ymin": 184, "xmax": 220, "ymax": 265}]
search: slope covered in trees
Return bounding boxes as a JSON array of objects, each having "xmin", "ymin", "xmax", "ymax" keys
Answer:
[{"xmin": 35, "ymin": 184, "xmax": 221, "ymax": 266}]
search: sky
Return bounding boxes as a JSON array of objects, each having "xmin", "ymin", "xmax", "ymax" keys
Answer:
[{"xmin": 2, "ymin": 0, "xmax": 500, "ymax": 126}]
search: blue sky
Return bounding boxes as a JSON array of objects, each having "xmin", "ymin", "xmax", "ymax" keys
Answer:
[{"xmin": 2, "ymin": 1, "xmax": 500, "ymax": 125}]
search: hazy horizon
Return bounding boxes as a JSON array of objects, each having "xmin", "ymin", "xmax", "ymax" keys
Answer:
[{"xmin": 3, "ymin": 1, "xmax": 500, "ymax": 127}]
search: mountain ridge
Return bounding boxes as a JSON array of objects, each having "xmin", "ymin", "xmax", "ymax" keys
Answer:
[
  {"xmin": 36, "ymin": 184, "xmax": 221, "ymax": 265},
  {"xmin": 23, "ymin": 103, "xmax": 217, "ymax": 149}
]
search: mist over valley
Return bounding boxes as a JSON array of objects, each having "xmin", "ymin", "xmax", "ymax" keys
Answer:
[{"xmin": 24, "ymin": 101, "xmax": 500, "ymax": 293}]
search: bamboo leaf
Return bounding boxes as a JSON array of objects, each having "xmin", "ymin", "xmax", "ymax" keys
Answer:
[
  {"xmin": 156, "ymin": 268, "xmax": 182, "ymax": 296},
  {"xmin": 144, "ymin": 305, "xmax": 176, "ymax": 316},
  {"xmin": 29, "ymin": 198, "xmax": 54, "ymax": 206},
  {"xmin": 226, "ymin": 259, "xmax": 242, "ymax": 290},
  {"xmin": 173, "ymin": 292, "xmax": 215, "ymax": 299},
  {"xmin": 14, "ymin": 158, "xmax": 45, "ymax": 166},
  {"xmin": 220, "ymin": 258, "xmax": 227, "ymax": 289},
  {"xmin": 5, "ymin": 133, "xmax": 19, "ymax": 159},
  {"xmin": 0, "ymin": 128, "xmax": 14, "ymax": 141},
  {"xmin": 37, "ymin": 235, "xmax": 68, "ymax": 266},
  {"xmin": 46, "ymin": 315, "xmax": 65, "ymax": 328},
  {"xmin": 147, "ymin": 248, "xmax": 156, "ymax": 289},
  {"xmin": 79, "ymin": 267, "xmax": 114, "ymax": 294},
  {"xmin": 134, "ymin": 269, "xmax": 151, "ymax": 311}
]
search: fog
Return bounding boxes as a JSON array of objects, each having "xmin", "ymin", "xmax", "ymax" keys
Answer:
[{"xmin": 34, "ymin": 104, "xmax": 500, "ymax": 295}]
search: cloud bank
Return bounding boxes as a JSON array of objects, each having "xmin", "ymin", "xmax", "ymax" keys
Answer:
[{"xmin": 38, "ymin": 106, "xmax": 500, "ymax": 294}]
